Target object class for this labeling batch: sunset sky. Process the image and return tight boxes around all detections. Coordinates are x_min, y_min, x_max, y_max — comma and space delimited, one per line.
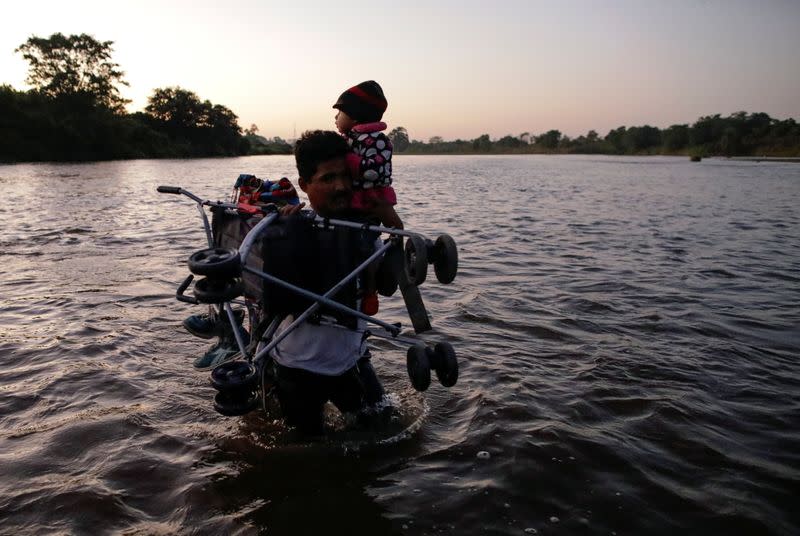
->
2, 0, 799, 141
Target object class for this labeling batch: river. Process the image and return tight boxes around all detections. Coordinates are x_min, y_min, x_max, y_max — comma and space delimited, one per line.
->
0, 155, 798, 535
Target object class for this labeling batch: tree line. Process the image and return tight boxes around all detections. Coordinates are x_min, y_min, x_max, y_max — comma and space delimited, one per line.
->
3, 33, 797, 163
1, 33, 254, 162
388, 112, 800, 157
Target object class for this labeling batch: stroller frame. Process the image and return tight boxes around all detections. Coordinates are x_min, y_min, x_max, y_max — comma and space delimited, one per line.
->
157, 184, 458, 415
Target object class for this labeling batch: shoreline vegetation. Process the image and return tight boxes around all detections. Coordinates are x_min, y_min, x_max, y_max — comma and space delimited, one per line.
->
392, 114, 800, 158
2, 33, 799, 164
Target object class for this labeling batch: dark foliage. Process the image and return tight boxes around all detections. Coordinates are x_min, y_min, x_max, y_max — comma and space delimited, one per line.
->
144, 87, 247, 157
399, 112, 800, 156
3, 33, 251, 163
0, 84, 251, 163
245, 134, 292, 155
15, 33, 129, 113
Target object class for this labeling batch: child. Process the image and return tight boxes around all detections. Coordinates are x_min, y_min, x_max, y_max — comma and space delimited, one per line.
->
332, 81, 403, 315
332, 80, 403, 230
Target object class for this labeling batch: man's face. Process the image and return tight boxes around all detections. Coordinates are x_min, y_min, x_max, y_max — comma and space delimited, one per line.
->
298, 156, 352, 216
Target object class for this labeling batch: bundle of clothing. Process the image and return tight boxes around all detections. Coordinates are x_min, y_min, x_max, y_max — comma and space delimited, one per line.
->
233, 174, 300, 208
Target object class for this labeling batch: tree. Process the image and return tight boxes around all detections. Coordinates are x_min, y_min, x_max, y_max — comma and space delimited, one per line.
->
15, 33, 129, 112
388, 126, 410, 152
720, 126, 742, 156
605, 126, 627, 153
145, 87, 206, 129
144, 87, 244, 156
205, 103, 241, 133
146, 87, 240, 132
429, 135, 444, 145
535, 129, 561, 149
622, 125, 661, 153
690, 114, 724, 147
497, 135, 524, 148
245, 123, 259, 136
472, 134, 492, 152
662, 124, 689, 151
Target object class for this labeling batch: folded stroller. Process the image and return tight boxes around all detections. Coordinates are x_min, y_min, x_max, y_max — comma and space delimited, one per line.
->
157, 177, 459, 418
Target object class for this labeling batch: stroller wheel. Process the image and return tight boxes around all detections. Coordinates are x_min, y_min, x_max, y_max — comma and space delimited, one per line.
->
193, 277, 243, 303
210, 360, 258, 392
406, 344, 431, 392
404, 235, 428, 286
213, 390, 260, 416
431, 342, 458, 387
376, 257, 398, 297
188, 247, 242, 278
432, 234, 458, 284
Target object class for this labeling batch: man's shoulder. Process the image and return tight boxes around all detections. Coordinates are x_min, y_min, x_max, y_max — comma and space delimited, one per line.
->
270, 210, 378, 242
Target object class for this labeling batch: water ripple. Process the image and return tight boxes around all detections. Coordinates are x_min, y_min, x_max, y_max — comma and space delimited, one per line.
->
0, 156, 798, 535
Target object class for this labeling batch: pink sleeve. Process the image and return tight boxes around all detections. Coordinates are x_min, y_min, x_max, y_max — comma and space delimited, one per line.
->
345, 152, 361, 178
374, 185, 397, 205
351, 186, 397, 210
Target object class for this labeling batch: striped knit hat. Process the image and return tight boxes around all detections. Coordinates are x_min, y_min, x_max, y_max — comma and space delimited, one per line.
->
332, 80, 387, 123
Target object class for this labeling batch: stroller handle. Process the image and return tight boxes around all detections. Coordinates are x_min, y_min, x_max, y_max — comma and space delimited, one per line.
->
157, 185, 182, 194
176, 274, 199, 304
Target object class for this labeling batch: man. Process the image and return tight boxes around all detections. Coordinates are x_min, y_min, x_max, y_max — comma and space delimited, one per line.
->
269, 129, 383, 435
186, 130, 384, 434
182, 130, 355, 368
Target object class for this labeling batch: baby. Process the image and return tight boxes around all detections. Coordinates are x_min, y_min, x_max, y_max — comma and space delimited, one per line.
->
332, 80, 403, 230
333, 81, 403, 314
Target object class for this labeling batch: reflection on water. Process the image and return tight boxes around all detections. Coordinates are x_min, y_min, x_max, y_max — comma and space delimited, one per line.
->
1, 155, 799, 535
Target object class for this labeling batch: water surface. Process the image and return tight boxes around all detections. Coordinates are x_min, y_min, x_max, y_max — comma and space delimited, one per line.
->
1, 155, 798, 535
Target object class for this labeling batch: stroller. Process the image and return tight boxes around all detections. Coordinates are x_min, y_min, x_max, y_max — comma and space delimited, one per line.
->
157, 176, 459, 420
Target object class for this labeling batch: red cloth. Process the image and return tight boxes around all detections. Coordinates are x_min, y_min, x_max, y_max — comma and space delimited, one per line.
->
351, 186, 397, 209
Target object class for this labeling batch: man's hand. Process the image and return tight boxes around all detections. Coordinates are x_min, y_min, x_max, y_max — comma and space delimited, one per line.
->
279, 202, 305, 216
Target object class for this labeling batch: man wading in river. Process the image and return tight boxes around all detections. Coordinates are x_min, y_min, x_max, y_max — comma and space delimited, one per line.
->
184, 130, 385, 435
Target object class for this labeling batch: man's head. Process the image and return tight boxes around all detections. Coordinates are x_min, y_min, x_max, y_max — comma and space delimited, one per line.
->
294, 130, 352, 216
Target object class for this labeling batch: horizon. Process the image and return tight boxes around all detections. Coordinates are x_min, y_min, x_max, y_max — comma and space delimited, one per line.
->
2, 1, 799, 141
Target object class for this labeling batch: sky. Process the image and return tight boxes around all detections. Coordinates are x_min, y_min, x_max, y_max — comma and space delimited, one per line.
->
2, 0, 799, 141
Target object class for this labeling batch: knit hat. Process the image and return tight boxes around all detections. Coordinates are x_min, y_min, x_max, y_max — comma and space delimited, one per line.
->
332, 80, 387, 123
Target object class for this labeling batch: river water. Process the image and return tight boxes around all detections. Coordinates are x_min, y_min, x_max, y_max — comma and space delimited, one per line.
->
0, 155, 798, 535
